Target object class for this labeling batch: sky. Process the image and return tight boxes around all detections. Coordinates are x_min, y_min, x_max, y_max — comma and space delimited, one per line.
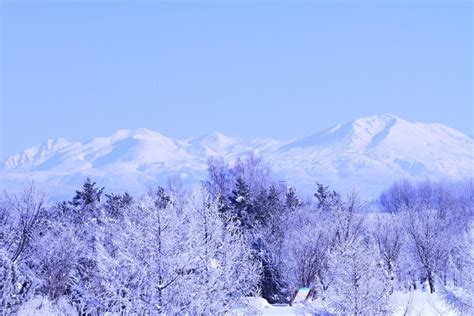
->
0, 0, 472, 159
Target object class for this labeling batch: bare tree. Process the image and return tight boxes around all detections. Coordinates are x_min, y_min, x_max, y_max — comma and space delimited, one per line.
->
283, 211, 331, 291
0, 183, 45, 263
402, 205, 451, 293
206, 157, 234, 198
326, 238, 390, 315
379, 180, 416, 213
372, 214, 403, 293
232, 152, 272, 195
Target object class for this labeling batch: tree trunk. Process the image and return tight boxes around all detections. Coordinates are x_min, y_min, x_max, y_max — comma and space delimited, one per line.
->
288, 289, 298, 306
427, 272, 435, 293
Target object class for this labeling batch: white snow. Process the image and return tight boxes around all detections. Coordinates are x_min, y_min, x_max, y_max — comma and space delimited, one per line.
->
1, 114, 473, 198
233, 289, 470, 315
17, 296, 76, 316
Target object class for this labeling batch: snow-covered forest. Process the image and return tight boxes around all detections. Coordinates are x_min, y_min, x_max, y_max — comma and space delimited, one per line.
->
1, 154, 473, 315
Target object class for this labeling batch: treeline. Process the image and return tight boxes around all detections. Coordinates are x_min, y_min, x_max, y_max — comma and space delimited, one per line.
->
0, 154, 473, 315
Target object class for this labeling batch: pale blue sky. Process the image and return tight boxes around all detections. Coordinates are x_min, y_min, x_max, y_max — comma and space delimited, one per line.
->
1, 1, 472, 159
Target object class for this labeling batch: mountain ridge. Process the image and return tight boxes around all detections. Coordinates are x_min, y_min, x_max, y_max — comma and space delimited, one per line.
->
2, 114, 473, 198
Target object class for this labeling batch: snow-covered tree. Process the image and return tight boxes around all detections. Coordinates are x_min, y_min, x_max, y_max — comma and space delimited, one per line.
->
3, 172, 472, 315
284, 186, 369, 302
103, 192, 133, 220
283, 206, 331, 291
113, 186, 261, 314
28, 220, 84, 302
228, 177, 255, 230
372, 214, 403, 293
326, 238, 390, 315
185, 187, 260, 313
122, 188, 190, 313
379, 180, 416, 213
68, 177, 104, 224
0, 250, 31, 315
402, 205, 452, 293
227, 178, 288, 303
285, 187, 303, 213
231, 152, 272, 195
0, 184, 45, 263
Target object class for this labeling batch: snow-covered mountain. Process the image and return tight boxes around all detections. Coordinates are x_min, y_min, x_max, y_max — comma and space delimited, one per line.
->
1, 114, 473, 199
4, 137, 72, 171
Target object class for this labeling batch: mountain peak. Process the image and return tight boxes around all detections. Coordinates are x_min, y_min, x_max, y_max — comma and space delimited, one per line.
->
131, 128, 168, 139
3, 137, 72, 170
191, 131, 236, 145
206, 131, 235, 142
351, 113, 402, 128
377, 113, 400, 120
46, 137, 71, 147
110, 128, 169, 140
280, 114, 404, 151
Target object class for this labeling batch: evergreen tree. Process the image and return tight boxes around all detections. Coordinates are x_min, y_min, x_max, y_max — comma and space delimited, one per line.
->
71, 178, 104, 208
228, 177, 254, 229
63, 178, 112, 313
152, 186, 171, 210
314, 182, 340, 211
230, 180, 288, 303
69, 178, 105, 224
104, 192, 133, 220
285, 187, 302, 213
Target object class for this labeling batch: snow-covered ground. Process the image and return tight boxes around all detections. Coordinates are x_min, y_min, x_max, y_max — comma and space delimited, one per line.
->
232, 290, 470, 316
390, 291, 461, 316
17, 290, 470, 316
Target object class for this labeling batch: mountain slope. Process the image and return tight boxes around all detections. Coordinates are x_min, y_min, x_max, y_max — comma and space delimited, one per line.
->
2, 114, 473, 198
4, 137, 73, 171
269, 114, 473, 195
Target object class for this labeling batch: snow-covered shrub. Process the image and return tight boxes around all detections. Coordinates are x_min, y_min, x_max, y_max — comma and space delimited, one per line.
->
0, 250, 31, 315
